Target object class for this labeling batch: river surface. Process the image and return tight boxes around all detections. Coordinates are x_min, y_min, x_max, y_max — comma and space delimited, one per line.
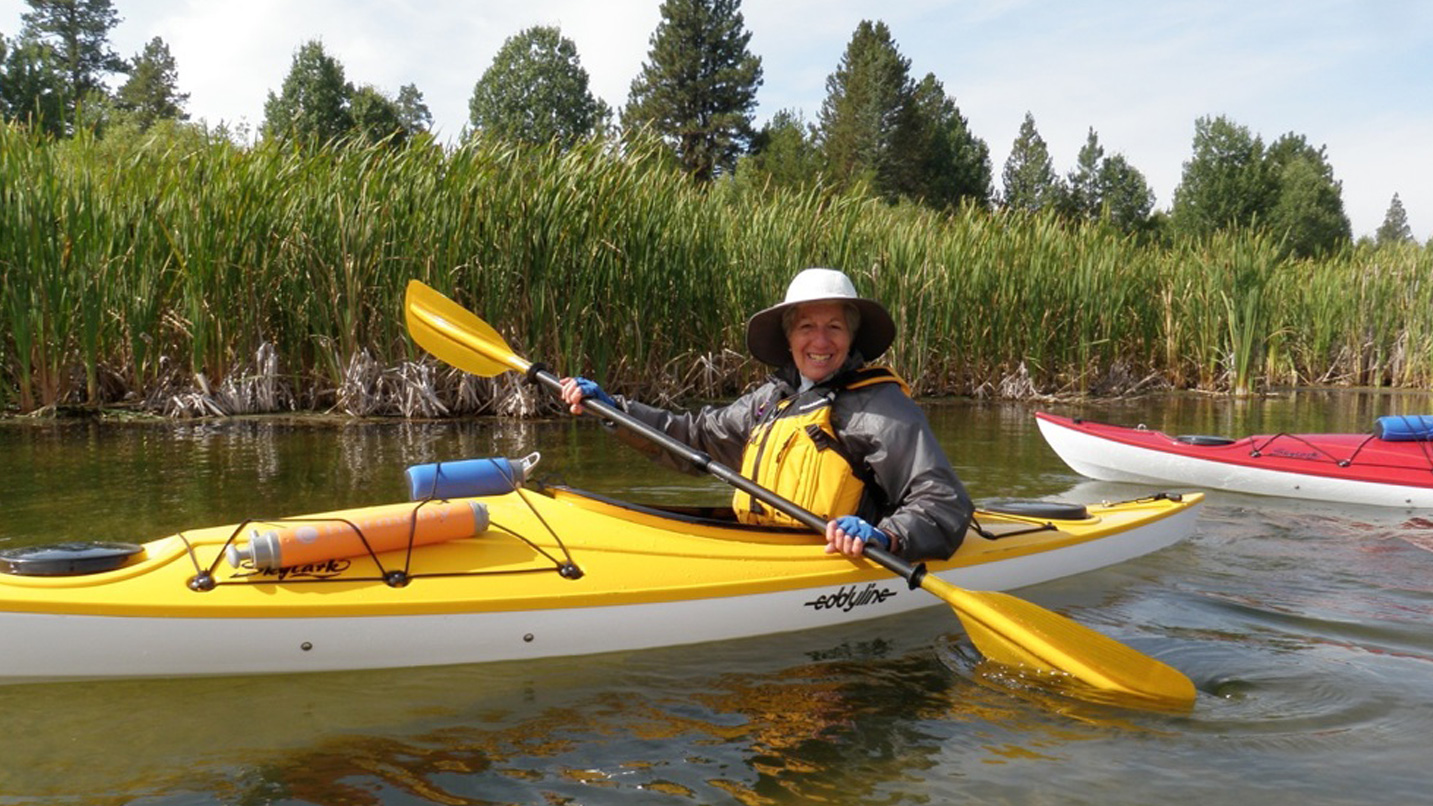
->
2, 389, 1432, 805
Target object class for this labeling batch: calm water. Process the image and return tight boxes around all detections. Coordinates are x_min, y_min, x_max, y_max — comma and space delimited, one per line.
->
2, 389, 1432, 805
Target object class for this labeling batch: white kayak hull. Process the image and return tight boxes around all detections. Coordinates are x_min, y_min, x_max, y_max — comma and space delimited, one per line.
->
1037, 413, 1433, 508
0, 487, 1202, 685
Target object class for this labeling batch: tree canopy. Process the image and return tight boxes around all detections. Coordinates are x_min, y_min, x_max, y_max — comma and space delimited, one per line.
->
1, 31, 67, 134
262, 40, 354, 146
469, 25, 609, 149
114, 36, 188, 130
1056, 127, 1155, 234
907, 73, 992, 209
817, 20, 915, 199
1172, 116, 1351, 255
1263, 133, 1351, 257
394, 83, 433, 137
1097, 153, 1157, 235
1170, 115, 1276, 238
623, 0, 763, 182
1001, 112, 1060, 213
741, 109, 824, 191
1377, 194, 1414, 246
16, 0, 126, 131
815, 21, 991, 209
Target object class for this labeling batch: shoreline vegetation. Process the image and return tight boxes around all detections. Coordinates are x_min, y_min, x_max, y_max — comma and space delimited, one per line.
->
3, 124, 1432, 420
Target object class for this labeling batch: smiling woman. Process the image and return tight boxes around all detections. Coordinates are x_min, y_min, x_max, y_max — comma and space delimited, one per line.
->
559, 267, 975, 565
783, 301, 855, 384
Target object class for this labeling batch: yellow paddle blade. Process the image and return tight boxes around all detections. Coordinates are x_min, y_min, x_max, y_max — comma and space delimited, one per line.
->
922, 575, 1197, 709
405, 280, 529, 378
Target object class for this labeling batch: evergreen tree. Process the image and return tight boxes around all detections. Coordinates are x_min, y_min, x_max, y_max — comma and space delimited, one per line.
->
114, 36, 188, 130
1054, 127, 1155, 234
1376, 193, 1414, 246
19, 0, 126, 130
1170, 115, 1275, 238
470, 25, 608, 149
909, 73, 992, 209
1098, 153, 1156, 235
262, 40, 353, 146
0, 33, 67, 134
623, 0, 763, 182
1001, 112, 1060, 213
742, 108, 823, 191
817, 20, 915, 200
1061, 127, 1104, 219
394, 83, 432, 136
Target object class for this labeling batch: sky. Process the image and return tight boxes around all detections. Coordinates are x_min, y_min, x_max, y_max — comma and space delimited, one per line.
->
3, 0, 1430, 240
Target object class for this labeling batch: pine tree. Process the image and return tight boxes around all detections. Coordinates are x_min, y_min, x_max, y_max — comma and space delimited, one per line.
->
623, 0, 763, 182
908, 73, 992, 209
114, 36, 188, 130
1001, 112, 1060, 213
1376, 194, 1414, 246
1061, 128, 1104, 219
742, 109, 823, 191
1098, 154, 1156, 235
0, 33, 67, 134
394, 83, 432, 136
817, 20, 915, 199
19, 0, 126, 130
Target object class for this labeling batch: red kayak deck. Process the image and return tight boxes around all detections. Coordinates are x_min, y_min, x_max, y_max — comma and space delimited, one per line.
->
1035, 412, 1433, 507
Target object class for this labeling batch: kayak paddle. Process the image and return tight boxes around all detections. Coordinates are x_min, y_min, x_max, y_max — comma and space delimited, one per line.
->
404, 279, 1197, 709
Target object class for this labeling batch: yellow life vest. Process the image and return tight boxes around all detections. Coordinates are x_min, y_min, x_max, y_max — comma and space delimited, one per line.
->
734, 366, 910, 527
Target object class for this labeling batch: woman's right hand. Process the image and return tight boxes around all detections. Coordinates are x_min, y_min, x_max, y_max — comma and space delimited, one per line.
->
559, 376, 614, 415
559, 377, 586, 415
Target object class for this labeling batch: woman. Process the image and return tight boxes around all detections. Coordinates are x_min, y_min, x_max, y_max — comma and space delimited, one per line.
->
560, 267, 973, 562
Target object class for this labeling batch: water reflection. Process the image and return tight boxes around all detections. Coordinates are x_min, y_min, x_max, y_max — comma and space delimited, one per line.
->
4, 389, 1433, 804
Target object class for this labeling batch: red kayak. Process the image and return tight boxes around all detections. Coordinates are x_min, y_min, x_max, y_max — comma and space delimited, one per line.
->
1035, 412, 1433, 508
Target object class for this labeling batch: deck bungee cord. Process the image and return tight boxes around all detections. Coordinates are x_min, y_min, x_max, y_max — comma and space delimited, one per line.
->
181, 474, 584, 592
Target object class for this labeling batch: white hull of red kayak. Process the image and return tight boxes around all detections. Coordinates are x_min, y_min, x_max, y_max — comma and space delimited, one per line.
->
1037, 415, 1433, 508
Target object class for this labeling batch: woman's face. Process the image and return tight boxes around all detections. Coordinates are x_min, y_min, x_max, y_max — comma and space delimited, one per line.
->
786, 301, 853, 383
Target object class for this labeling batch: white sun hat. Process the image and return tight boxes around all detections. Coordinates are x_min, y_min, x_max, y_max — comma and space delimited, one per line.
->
744, 268, 896, 368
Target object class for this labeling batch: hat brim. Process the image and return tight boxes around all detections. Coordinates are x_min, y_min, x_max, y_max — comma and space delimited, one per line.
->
745, 298, 896, 368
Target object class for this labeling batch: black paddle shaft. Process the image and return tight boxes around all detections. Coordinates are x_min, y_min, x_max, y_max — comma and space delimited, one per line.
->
528, 366, 927, 589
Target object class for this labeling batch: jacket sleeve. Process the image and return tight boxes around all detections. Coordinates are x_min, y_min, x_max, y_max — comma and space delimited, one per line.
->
839, 386, 973, 562
601, 389, 766, 474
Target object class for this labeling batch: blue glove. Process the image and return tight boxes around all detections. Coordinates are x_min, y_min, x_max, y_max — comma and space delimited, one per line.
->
574, 376, 616, 408
835, 515, 890, 551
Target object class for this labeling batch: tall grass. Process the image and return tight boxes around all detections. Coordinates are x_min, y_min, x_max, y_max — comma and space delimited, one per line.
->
2, 120, 1432, 415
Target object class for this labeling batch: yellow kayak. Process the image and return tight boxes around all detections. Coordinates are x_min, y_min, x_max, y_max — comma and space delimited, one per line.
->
0, 484, 1202, 685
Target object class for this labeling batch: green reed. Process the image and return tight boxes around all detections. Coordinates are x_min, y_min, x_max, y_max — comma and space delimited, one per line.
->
2, 120, 1431, 414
